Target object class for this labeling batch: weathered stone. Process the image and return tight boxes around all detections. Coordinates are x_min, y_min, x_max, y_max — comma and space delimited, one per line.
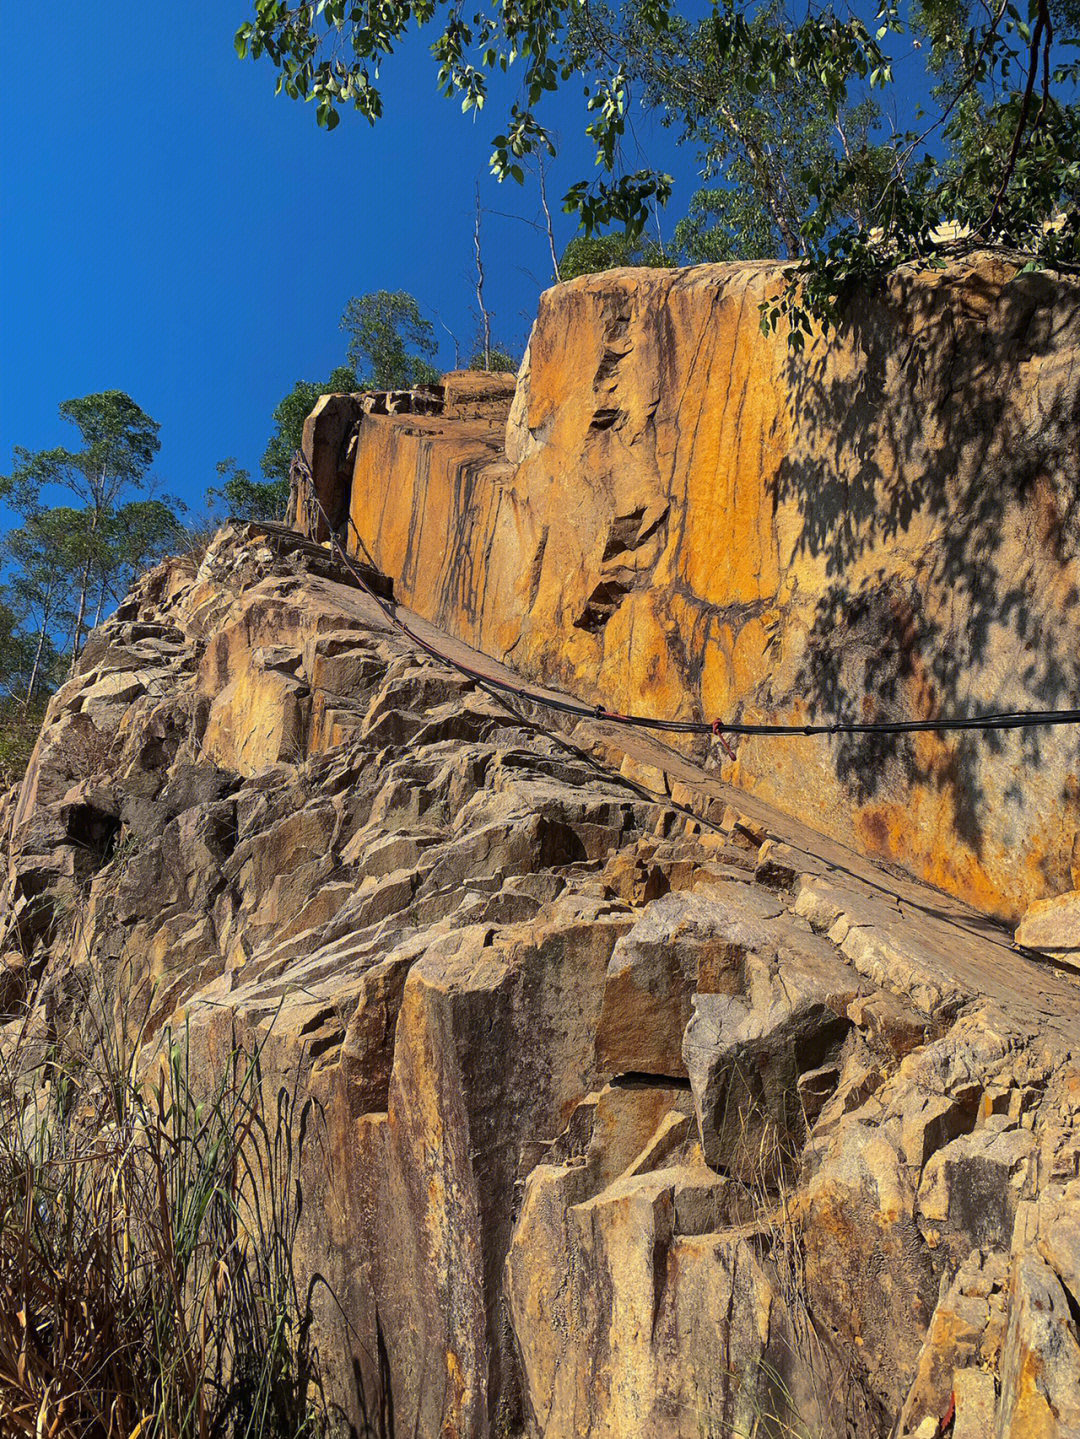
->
896, 1249, 1009, 1435
684, 940, 856, 1178
997, 1252, 1080, 1437
918, 1125, 1037, 1257
594, 888, 783, 1080
1015, 887, 1080, 972
335, 257, 1080, 922
3, 305, 1080, 1439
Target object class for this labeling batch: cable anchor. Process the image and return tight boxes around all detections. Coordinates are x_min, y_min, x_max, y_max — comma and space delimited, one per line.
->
711, 719, 737, 761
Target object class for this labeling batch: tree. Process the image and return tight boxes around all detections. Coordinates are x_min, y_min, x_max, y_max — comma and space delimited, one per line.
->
106, 499, 186, 606
239, 291, 446, 523
339, 291, 440, 390
2, 508, 80, 702
0, 597, 46, 707
208, 458, 293, 523
258, 365, 357, 489
1, 392, 165, 670
583, 0, 889, 265
467, 346, 519, 373
559, 233, 673, 280
237, 0, 674, 236
238, 0, 1080, 329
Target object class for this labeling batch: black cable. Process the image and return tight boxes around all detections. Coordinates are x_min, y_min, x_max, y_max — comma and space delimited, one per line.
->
296, 454, 1080, 743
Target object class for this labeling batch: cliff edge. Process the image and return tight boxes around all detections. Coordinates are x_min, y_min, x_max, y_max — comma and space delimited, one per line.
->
303, 253, 1080, 923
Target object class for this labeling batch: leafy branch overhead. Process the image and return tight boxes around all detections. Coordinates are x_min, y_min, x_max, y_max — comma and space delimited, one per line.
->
237, 0, 1080, 324
236, 0, 676, 234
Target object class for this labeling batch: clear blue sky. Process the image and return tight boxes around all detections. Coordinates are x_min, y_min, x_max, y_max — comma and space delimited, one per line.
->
1, 3, 699, 518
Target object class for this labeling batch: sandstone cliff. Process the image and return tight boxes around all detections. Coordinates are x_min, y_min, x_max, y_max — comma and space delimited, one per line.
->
305, 254, 1080, 923
2, 515, 1078, 1438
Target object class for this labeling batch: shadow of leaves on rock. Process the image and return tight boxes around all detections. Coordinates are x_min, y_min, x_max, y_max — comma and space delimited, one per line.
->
774, 260, 1080, 858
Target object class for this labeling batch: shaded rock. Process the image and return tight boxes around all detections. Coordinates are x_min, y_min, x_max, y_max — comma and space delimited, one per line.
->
684, 937, 857, 1179
594, 887, 782, 1080
997, 1252, 1080, 1437
917, 1124, 1037, 1258
1016, 887, 1080, 972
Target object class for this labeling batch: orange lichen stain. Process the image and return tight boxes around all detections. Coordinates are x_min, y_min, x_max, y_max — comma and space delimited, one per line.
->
731, 619, 770, 697
854, 801, 1017, 919
701, 621, 736, 721
1007, 1344, 1057, 1439
442, 1349, 469, 1437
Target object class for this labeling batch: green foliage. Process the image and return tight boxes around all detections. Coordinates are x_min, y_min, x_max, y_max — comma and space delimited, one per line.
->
107, 498, 186, 591
260, 365, 357, 487
604, 0, 892, 263
260, 365, 356, 489
558, 232, 674, 279
236, 0, 674, 235
210, 459, 291, 523
466, 346, 519, 372
340, 291, 440, 390
1, 393, 183, 677
2, 508, 82, 701
1, 391, 160, 518
0, 599, 45, 706
238, 0, 1080, 336
253, 292, 441, 502
0, 697, 47, 788
0, 1013, 332, 1437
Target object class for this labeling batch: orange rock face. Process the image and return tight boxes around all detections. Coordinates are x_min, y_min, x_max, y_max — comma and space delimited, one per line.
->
5, 520, 1079, 1438
321, 257, 1080, 922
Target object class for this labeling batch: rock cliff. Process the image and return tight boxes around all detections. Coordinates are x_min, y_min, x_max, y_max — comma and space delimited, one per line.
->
305, 253, 1080, 923
2, 511, 1078, 1437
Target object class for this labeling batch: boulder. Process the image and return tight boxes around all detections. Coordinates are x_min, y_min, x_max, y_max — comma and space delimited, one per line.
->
1015, 888, 1080, 972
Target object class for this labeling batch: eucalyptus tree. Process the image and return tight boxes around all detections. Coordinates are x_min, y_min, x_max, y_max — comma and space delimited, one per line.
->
1, 393, 163, 669
340, 291, 440, 390
259, 365, 359, 491
250, 293, 441, 515
238, 0, 1080, 329
2, 508, 80, 702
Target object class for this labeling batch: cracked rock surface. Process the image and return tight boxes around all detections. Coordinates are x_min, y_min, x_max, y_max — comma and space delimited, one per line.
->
1, 522, 1078, 1438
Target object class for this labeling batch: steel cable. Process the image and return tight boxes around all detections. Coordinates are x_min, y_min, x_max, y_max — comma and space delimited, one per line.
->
294, 453, 1080, 743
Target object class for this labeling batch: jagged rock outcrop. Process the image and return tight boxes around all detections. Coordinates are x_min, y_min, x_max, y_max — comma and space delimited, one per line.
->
302, 254, 1080, 925
2, 521, 1077, 1437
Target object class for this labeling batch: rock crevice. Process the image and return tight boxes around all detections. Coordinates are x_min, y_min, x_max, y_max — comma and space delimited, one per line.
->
1, 515, 1077, 1437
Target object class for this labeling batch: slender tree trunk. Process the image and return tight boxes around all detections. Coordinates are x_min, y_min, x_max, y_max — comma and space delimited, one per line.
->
69, 557, 93, 675
68, 502, 103, 675
25, 590, 53, 704
91, 569, 109, 631
537, 157, 561, 283
474, 184, 492, 369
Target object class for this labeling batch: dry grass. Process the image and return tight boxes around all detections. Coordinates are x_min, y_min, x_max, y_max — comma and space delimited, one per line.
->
0, 1013, 331, 1439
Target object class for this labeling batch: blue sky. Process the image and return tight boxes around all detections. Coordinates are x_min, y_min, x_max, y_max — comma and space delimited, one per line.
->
1, 3, 699, 518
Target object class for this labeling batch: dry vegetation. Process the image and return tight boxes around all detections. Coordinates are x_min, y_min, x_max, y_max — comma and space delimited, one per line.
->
0, 1006, 332, 1439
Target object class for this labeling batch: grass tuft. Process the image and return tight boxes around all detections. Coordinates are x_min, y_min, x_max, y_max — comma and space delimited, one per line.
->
0, 1012, 331, 1439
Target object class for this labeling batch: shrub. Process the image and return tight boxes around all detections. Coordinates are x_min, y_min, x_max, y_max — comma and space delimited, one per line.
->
0, 701, 47, 789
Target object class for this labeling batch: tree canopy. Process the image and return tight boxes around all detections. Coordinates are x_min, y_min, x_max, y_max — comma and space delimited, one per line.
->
259, 365, 359, 491
238, 0, 1080, 323
1, 393, 183, 684
559, 232, 672, 280
214, 291, 453, 525
340, 291, 441, 390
